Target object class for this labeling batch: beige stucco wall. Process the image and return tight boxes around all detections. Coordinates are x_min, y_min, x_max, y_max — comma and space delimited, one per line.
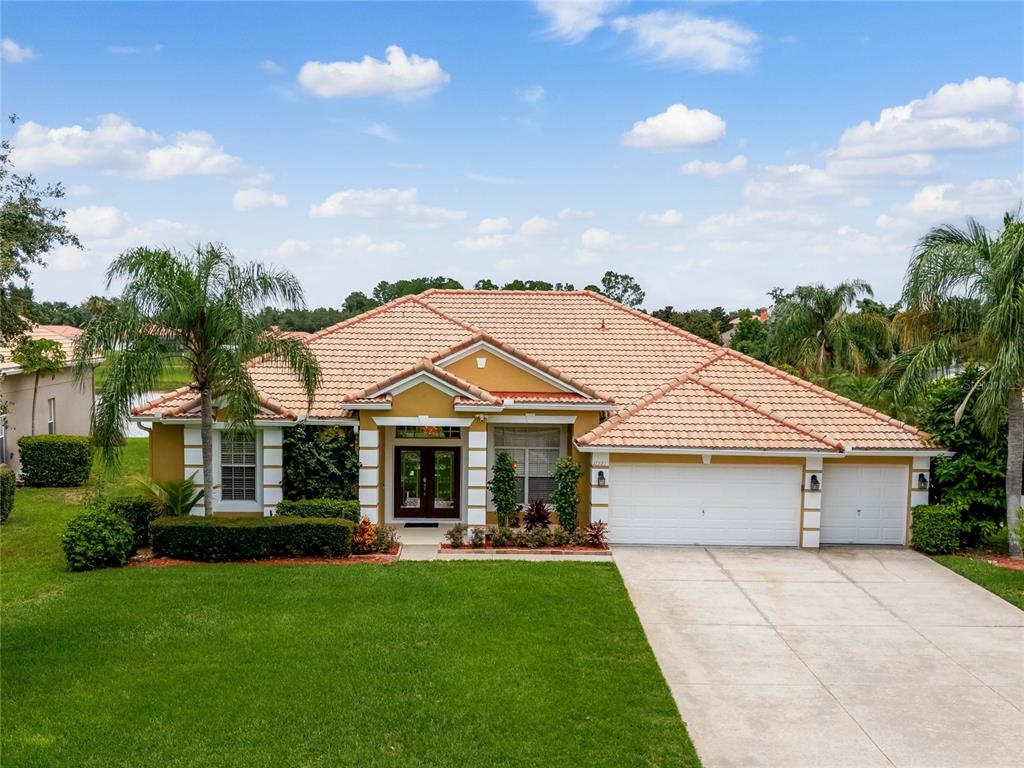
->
0, 367, 94, 473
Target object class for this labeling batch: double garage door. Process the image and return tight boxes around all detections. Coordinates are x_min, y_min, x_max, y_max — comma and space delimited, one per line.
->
609, 461, 908, 546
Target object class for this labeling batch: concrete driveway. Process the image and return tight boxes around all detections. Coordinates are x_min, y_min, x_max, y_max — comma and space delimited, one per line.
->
614, 546, 1023, 768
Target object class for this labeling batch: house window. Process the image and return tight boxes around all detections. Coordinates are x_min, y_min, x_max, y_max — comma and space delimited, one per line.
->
395, 426, 461, 439
0, 415, 6, 464
220, 433, 257, 501
493, 425, 563, 505
47, 398, 56, 434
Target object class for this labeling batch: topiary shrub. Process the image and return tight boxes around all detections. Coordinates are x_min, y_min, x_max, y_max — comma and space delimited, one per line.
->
107, 496, 161, 548
18, 435, 93, 487
275, 498, 360, 523
910, 504, 961, 555
150, 516, 354, 561
551, 457, 582, 532
62, 510, 135, 571
490, 451, 519, 528
0, 465, 15, 523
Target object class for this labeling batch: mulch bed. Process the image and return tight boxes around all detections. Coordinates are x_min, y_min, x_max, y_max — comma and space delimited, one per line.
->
128, 546, 399, 568
978, 555, 1024, 571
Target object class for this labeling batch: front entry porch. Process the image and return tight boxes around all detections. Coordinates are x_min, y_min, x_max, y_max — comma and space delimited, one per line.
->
393, 445, 461, 519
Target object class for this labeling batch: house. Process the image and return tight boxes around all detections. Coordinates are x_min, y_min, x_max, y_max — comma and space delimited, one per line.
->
720, 307, 768, 346
134, 290, 944, 548
0, 324, 95, 472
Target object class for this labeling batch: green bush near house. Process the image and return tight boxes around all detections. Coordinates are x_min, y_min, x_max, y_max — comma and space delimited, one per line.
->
0, 465, 14, 523
910, 504, 961, 554
61, 511, 135, 571
552, 456, 582, 532
150, 516, 354, 561
18, 435, 93, 487
107, 497, 161, 548
282, 424, 359, 501
275, 497, 360, 523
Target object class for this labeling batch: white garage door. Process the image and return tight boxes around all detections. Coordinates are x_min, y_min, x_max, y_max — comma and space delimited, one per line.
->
820, 463, 908, 545
609, 463, 802, 546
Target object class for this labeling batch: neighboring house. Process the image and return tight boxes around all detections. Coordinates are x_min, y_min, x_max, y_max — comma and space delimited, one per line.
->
0, 325, 95, 473
720, 307, 768, 346
134, 291, 944, 548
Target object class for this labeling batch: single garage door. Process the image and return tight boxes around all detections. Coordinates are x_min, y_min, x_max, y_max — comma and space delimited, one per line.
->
609, 463, 802, 546
820, 463, 908, 545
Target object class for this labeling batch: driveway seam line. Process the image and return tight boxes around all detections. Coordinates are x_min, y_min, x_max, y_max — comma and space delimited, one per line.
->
703, 547, 899, 768
814, 549, 1022, 713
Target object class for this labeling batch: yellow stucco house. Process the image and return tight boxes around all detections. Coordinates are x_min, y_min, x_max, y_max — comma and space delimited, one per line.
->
134, 290, 945, 548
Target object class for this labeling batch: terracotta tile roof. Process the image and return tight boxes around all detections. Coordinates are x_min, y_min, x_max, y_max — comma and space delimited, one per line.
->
133, 290, 936, 451
578, 374, 843, 452
340, 358, 502, 405
0, 324, 87, 374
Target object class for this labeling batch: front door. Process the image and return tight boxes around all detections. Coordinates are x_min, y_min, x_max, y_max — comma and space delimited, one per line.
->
394, 446, 461, 519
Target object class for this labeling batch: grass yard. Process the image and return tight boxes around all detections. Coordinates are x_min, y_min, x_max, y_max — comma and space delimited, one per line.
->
1, 439, 699, 768
95, 352, 192, 392
934, 555, 1024, 610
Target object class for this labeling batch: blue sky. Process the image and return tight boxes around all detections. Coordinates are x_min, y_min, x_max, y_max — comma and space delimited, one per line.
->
3, 1, 1022, 310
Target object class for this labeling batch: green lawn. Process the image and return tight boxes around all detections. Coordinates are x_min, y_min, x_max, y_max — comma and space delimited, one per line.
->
934, 555, 1024, 610
95, 352, 192, 392
1, 439, 698, 768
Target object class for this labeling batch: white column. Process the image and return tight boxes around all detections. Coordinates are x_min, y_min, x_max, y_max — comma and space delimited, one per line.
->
262, 427, 283, 517
801, 456, 823, 548
183, 426, 205, 516
589, 452, 610, 524
358, 428, 380, 523
910, 456, 930, 509
467, 427, 487, 530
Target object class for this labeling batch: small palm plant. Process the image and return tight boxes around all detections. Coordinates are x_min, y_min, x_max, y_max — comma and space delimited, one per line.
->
136, 474, 205, 516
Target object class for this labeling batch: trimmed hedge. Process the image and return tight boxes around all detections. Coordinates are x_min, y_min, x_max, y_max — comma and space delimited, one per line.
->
108, 497, 162, 548
910, 504, 960, 555
0, 465, 14, 523
62, 510, 135, 571
18, 435, 93, 487
150, 516, 354, 561
274, 498, 360, 523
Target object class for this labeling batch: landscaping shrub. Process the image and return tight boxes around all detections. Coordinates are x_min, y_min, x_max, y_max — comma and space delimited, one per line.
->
910, 504, 960, 554
552, 527, 571, 548
469, 526, 485, 548
282, 425, 358, 501
136, 475, 203, 517
490, 452, 520, 528
374, 522, 399, 553
522, 498, 551, 530
62, 510, 135, 571
585, 521, 608, 548
150, 516, 354, 561
551, 457, 582, 532
107, 496, 161, 548
275, 497, 360, 523
526, 528, 551, 549
0, 465, 14, 523
353, 516, 376, 554
490, 525, 510, 548
445, 523, 467, 548
18, 435, 93, 487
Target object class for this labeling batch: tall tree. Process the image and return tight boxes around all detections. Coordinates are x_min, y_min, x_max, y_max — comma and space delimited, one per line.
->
372, 276, 463, 304
1, 117, 81, 341
769, 280, 891, 375
75, 244, 322, 516
599, 271, 645, 308
651, 306, 723, 344
10, 337, 66, 435
881, 213, 1023, 558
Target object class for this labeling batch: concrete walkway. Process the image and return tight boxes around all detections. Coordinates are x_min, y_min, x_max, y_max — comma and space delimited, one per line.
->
614, 546, 1023, 768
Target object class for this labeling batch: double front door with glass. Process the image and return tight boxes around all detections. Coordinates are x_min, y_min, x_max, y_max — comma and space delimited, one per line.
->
394, 446, 460, 519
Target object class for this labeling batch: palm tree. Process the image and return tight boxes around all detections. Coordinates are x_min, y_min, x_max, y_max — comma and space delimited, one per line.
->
881, 213, 1023, 558
11, 337, 67, 434
769, 280, 892, 375
75, 244, 321, 516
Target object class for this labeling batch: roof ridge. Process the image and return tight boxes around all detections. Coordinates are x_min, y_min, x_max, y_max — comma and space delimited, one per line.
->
418, 289, 592, 296
714, 346, 932, 440
130, 384, 195, 416
577, 371, 693, 445
303, 294, 423, 344
407, 296, 485, 334
341, 358, 501, 405
689, 375, 844, 450
581, 291, 727, 356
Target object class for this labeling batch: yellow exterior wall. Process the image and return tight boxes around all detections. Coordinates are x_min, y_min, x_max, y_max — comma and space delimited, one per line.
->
149, 423, 184, 482
443, 351, 561, 393
388, 383, 460, 418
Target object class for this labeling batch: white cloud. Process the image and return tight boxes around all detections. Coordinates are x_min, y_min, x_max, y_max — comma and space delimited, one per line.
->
519, 85, 546, 104
68, 184, 95, 197
108, 44, 163, 55
535, 1, 621, 43
638, 209, 683, 227
65, 206, 128, 239
476, 217, 511, 235
363, 122, 399, 142
911, 76, 1024, 120
9, 114, 253, 181
309, 187, 465, 223
260, 59, 285, 74
298, 45, 450, 99
825, 153, 936, 178
274, 236, 406, 259
2, 38, 36, 63
581, 227, 622, 249
743, 164, 841, 203
464, 171, 521, 185
233, 188, 288, 211
696, 207, 827, 238
850, 195, 873, 208
456, 234, 507, 252
558, 207, 593, 220
621, 104, 726, 150
519, 215, 558, 236
679, 154, 747, 177
610, 11, 759, 71
903, 184, 959, 217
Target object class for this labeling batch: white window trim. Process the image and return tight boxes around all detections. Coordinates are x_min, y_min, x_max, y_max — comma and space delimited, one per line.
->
487, 424, 567, 508
213, 430, 263, 513
47, 398, 56, 434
